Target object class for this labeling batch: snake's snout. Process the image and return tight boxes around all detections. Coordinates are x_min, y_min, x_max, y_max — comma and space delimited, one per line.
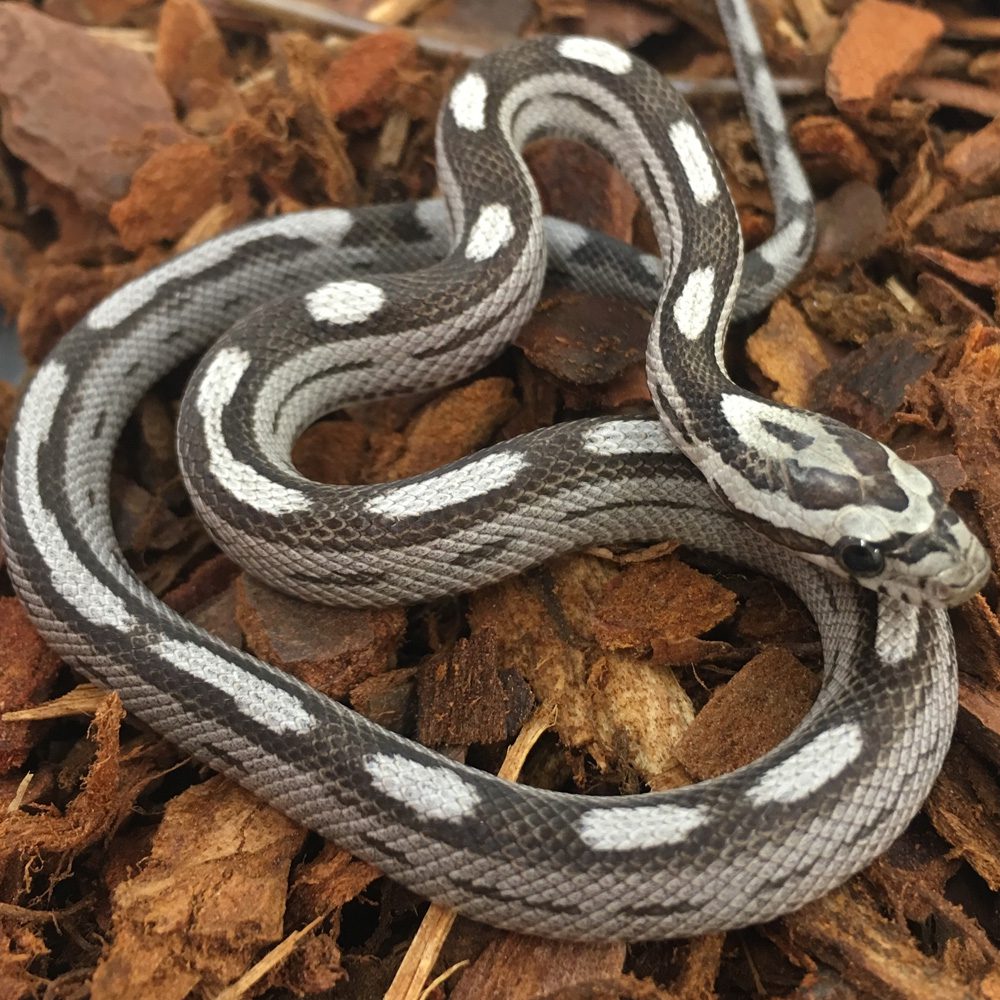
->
924, 532, 992, 607
840, 501, 992, 608
889, 514, 992, 608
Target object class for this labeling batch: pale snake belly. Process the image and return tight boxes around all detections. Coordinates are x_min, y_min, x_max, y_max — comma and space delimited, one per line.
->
0, 0, 990, 940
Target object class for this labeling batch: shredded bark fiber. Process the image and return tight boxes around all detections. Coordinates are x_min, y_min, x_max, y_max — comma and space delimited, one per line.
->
1, 1, 999, 998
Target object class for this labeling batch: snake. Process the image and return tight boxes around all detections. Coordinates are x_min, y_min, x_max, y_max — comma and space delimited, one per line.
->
1, 0, 991, 942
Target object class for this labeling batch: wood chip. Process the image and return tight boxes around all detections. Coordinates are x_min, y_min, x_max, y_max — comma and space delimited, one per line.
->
235, 575, 406, 699
155, 0, 244, 134
943, 116, 1000, 191
418, 631, 527, 747
450, 934, 626, 1000
936, 324, 1000, 560
0, 5, 182, 212
0, 599, 61, 771
777, 881, 1000, 999
109, 140, 228, 250
675, 648, 819, 781
811, 329, 940, 440
526, 137, 639, 242
792, 115, 879, 186
90, 778, 306, 1000
517, 292, 650, 386
746, 298, 838, 408
469, 555, 700, 790
814, 181, 887, 268
826, 0, 944, 114
927, 746, 1000, 893
368, 377, 518, 481
591, 558, 737, 664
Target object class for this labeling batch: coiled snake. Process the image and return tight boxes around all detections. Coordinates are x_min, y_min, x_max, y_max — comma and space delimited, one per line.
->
1, 0, 990, 940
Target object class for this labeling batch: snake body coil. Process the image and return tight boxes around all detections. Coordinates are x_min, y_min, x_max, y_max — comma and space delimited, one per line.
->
1, 0, 989, 939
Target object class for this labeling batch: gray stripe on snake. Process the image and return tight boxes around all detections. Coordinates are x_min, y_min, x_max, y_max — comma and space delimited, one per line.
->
0, 0, 989, 941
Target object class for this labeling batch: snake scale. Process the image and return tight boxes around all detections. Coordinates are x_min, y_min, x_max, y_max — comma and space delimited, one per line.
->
1, 0, 991, 941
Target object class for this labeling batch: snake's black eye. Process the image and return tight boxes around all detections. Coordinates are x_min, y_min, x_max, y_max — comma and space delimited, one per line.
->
836, 539, 885, 578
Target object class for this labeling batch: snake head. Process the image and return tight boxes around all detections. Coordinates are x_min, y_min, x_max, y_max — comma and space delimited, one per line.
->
827, 497, 990, 608
786, 419, 990, 607
716, 396, 991, 607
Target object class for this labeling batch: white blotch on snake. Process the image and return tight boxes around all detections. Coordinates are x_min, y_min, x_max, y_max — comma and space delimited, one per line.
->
726, 0, 764, 56
86, 210, 355, 330
543, 218, 592, 256
582, 420, 673, 456
414, 198, 451, 240
747, 723, 864, 804
364, 753, 482, 821
15, 361, 138, 631
465, 203, 516, 261
719, 395, 818, 460
557, 37, 633, 75
365, 451, 527, 518
195, 348, 310, 515
305, 279, 387, 326
752, 62, 787, 131
640, 253, 663, 283
450, 73, 489, 131
875, 598, 920, 665
668, 121, 720, 206
775, 142, 812, 204
577, 802, 710, 850
154, 637, 316, 733
673, 267, 716, 341
760, 218, 808, 268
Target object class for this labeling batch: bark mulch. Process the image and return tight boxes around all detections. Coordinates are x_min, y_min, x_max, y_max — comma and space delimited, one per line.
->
1, 1, 1000, 997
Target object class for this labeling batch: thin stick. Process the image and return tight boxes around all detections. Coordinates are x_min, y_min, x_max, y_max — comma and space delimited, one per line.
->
213, 912, 327, 1000
366, 0, 436, 26
227, 0, 491, 58
2, 683, 107, 721
418, 960, 470, 999
224, 0, 823, 97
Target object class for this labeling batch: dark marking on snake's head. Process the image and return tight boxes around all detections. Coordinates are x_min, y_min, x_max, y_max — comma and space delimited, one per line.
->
724, 398, 991, 606
760, 418, 813, 451
804, 417, 992, 606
